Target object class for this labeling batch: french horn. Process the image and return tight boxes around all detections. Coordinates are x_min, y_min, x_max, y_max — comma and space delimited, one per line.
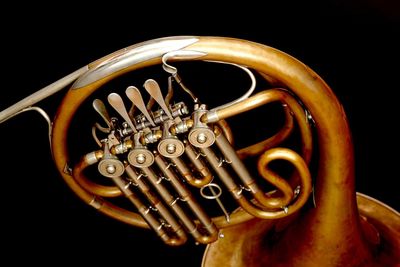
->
0, 36, 398, 266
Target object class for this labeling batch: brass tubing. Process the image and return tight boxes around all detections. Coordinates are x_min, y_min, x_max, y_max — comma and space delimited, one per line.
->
170, 157, 197, 187
242, 147, 312, 218
73, 154, 122, 198
164, 76, 174, 107
51, 41, 257, 231
141, 166, 203, 241
111, 175, 184, 246
200, 147, 256, 212
216, 119, 234, 145
72, 157, 149, 228
155, 155, 219, 244
214, 127, 293, 209
124, 166, 187, 246
51, 38, 315, 232
0, 66, 88, 124
202, 146, 310, 219
146, 98, 155, 110
186, 37, 365, 263
184, 144, 213, 187
47, 37, 399, 264
204, 89, 313, 164
201, 147, 240, 194
236, 103, 294, 159
172, 143, 213, 188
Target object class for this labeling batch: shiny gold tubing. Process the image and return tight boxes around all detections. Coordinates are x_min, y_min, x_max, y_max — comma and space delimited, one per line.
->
214, 127, 293, 209
236, 102, 294, 159
73, 154, 122, 198
185, 37, 380, 265
184, 144, 213, 186
154, 155, 219, 244
72, 158, 148, 228
44, 36, 398, 265
51, 39, 255, 232
111, 175, 184, 245
47, 36, 353, 229
140, 166, 204, 242
201, 145, 310, 219
125, 166, 187, 246
216, 120, 234, 145
204, 88, 313, 164
173, 142, 213, 188
170, 157, 197, 186
238, 147, 312, 218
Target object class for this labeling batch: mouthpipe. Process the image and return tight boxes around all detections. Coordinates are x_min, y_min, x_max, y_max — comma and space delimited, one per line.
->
0, 66, 87, 124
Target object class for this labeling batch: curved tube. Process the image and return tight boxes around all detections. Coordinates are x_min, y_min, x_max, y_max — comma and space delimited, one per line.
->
214, 127, 293, 209
124, 166, 187, 246
201, 145, 311, 219
51, 37, 315, 232
236, 102, 294, 159
216, 119, 234, 145
185, 37, 378, 265
207, 61, 256, 112
164, 76, 174, 107
49, 37, 399, 265
0, 66, 88, 124
203, 88, 313, 165
175, 142, 213, 188
211, 88, 313, 209
242, 147, 311, 218
154, 155, 219, 244
73, 152, 122, 198
71, 158, 149, 229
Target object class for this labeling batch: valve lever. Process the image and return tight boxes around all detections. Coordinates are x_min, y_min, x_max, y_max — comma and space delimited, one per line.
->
92, 99, 112, 128
126, 86, 156, 127
107, 93, 137, 133
143, 79, 173, 120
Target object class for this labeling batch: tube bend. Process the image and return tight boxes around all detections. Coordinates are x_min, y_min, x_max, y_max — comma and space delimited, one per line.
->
73, 152, 123, 198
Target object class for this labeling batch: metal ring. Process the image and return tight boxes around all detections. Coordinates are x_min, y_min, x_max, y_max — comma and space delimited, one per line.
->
200, 183, 222, 200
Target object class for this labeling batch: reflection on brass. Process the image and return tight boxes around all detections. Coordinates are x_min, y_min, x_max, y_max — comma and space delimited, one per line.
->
0, 36, 398, 266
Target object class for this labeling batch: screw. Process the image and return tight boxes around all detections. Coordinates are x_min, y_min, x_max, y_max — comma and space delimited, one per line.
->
166, 143, 176, 154
197, 133, 207, 144
136, 153, 146, 164
106, 164, 116, 174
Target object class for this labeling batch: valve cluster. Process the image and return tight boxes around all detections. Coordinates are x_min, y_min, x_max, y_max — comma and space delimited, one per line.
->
92, 78, 216, 177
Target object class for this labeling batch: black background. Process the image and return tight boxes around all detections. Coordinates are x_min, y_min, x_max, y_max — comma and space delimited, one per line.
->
1, 1, 399, 266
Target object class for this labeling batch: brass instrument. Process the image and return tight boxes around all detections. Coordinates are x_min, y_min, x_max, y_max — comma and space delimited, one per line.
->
0, 36, 399, 266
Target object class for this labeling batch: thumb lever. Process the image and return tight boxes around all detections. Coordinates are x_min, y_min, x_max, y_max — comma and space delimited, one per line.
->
92, 99, 112, 128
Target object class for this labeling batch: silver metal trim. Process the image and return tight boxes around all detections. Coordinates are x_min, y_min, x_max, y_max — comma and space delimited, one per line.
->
208, 61, 256, 112
89, 196, 104, 209
162, 50, 207, 75
84, 151, 101, 165
72, 37, 200, 89
0, 66, 88, 124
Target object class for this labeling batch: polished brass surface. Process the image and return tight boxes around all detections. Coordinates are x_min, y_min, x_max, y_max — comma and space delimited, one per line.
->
1, 36, 398, 266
